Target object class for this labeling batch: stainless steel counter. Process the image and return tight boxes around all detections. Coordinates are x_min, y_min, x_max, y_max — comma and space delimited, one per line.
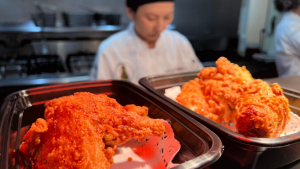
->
0, 73, 90, 106
0, 21, 125, 44
265, 76, 300, 91
0, 74, 90, 87
2, 75, 297, 89
0, 21, 177, 43
0, 21, 124, 33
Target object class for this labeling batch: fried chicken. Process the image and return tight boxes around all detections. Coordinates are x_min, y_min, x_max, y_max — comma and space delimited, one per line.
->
20, 92, 165, 169
176, 57, 290, 138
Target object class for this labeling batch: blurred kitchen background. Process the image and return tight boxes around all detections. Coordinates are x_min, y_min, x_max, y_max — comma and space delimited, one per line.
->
0, 0, 281, 104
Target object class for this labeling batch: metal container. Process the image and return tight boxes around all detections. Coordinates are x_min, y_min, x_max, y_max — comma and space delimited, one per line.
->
0, 80, 222, 169
31, 13, 56, 27
102, 14, 121, 26
62, 13, 94, 27
139, 71, 300, 169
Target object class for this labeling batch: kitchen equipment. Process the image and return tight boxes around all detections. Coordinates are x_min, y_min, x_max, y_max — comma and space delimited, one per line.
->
62, 13, 94, 27
0, 55, 66, 79
140, 71, 300, 169
65, 53, 95, 74
0, 80, 223, 169
77, 5, 121, 26
31, 13, 56, 27
34, 55, 65, 74
102, 14, 121, 26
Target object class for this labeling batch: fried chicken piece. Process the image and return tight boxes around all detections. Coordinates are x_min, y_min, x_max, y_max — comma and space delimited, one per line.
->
236, 81, 290, 138
20, 92, 165, 169
198, 57, 253, 83
177, 57, 253, 123
176, 57, 290, 138
176, 78, 217, 121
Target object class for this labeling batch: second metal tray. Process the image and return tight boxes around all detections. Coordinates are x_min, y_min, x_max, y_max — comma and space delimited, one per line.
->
140, 71, 300, 169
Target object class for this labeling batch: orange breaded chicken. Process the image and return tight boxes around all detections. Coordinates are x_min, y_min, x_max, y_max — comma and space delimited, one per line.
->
20, 92, 165, 169
177, 57, 290, 138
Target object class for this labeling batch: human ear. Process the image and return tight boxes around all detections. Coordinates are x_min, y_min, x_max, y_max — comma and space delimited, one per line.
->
126, 7, 134, 20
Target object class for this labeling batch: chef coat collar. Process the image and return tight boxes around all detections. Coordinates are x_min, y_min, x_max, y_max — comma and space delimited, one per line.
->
284, 12, 300, 23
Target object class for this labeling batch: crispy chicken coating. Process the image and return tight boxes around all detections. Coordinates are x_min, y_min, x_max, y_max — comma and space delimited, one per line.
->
20, 92, 165, 168
177, 57, 290, 138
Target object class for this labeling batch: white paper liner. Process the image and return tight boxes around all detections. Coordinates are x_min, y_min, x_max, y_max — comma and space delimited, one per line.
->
111, 120, 181, 169
164, 86, 182, 101
164, 86, 300, 137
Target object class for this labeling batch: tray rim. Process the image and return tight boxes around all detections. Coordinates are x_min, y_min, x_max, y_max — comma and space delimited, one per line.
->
0, 80, 223, 169
139, 72, 300, 147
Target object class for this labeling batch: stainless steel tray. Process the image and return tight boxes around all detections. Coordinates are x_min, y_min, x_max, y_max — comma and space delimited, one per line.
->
140, 71, 300, 169
0, 80, 223, 169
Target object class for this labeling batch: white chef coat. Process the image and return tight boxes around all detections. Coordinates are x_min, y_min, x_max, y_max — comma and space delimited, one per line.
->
275, 12, 300, 77
90, 23, 203, 84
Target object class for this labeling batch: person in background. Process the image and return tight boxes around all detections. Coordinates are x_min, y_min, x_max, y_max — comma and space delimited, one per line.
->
274, 0, 300, 77
90, 0, 203, 84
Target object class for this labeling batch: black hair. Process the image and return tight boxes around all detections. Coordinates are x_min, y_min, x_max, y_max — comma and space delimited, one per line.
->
126, 0, 138, 12
126, 0, 174, 12
274, 0, 300, 12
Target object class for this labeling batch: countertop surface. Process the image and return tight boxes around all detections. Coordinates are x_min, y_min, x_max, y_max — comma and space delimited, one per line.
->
2, 75, 300, 89
0, 21, 175, 43
265, 76, 300, 92
0, 21, 125, 33
0, 74, 90, 87
0, 21, 125, 42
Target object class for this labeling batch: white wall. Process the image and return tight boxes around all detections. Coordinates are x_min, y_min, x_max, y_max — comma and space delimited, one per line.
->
238, 0, 270, 55
246, 0, 269, 46
262, 0, 282, 54
238, 0, 251, 55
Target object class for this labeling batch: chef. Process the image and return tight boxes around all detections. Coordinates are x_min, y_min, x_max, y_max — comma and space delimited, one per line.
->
90, 0, 203, 84
274, 0, 300, 77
